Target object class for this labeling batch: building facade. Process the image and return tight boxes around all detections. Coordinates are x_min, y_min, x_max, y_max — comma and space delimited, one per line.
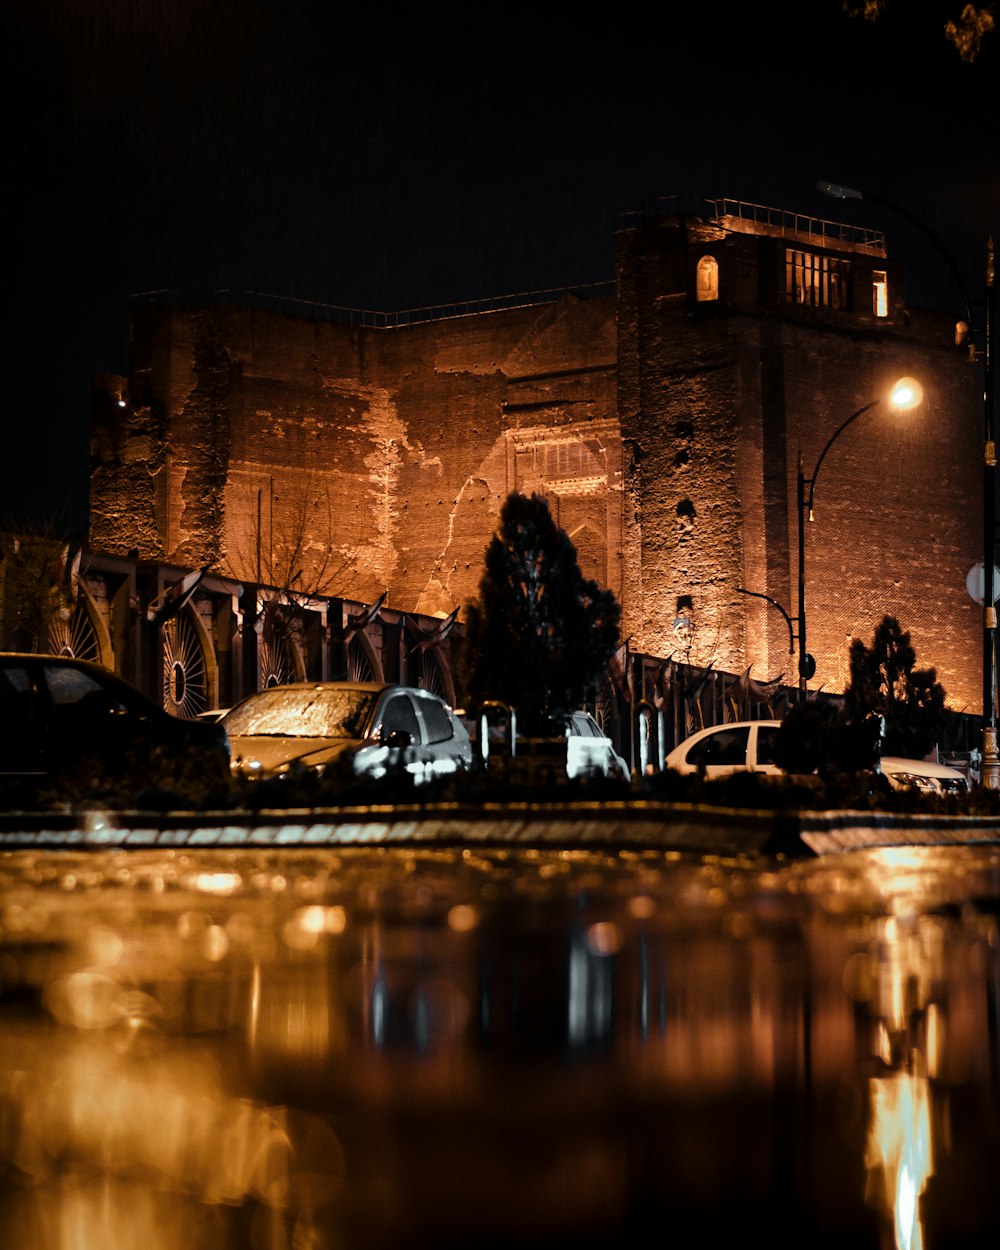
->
89, 197, 983, 722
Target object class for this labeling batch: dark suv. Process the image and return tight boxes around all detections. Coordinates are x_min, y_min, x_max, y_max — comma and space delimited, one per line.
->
0, 653, 230, 792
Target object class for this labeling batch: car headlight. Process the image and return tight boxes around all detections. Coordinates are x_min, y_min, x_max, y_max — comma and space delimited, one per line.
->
887, 771, 936, 791
232, 757, 263, 778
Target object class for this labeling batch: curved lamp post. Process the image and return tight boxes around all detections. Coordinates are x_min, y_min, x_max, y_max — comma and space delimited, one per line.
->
736, 587, 795, 660
797, 377, 924, 696
819, 180, 997, 786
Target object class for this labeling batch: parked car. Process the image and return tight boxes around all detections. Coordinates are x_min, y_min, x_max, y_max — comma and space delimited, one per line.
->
195, 708, 230, 724
462, 707, 629, 780
664, 720, 783, 779
222, 681, 473, 783
878, 756, 970, 794
664, 719, 969, 793
564, 711, 630, 780
0, 652, 230, 785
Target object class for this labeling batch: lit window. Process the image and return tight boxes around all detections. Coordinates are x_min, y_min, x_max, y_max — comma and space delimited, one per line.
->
696, 255, 719, 302
872, 270, 888, 317
785, 249, 851, 310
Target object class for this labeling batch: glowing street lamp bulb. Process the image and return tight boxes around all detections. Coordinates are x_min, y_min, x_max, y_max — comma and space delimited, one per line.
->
890, 377, 923, 411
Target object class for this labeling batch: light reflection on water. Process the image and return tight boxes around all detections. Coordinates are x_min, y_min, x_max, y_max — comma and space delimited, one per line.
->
1, 843, 999, 1248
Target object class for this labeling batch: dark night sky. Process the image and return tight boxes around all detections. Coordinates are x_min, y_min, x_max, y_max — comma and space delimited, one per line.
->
2, 1, 997, 537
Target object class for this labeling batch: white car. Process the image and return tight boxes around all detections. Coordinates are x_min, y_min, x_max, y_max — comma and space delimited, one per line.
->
664, 719, 969, 793
878, 756, 969, 794
222, 682, 473, 783
564, 711, 630, 780
664, 720, 783, 779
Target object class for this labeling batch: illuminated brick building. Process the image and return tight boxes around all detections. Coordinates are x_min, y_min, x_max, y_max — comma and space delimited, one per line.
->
89, 197, 982, 723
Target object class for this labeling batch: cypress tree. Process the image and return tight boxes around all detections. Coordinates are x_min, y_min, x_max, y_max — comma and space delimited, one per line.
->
844, 615, 948, 758
459, 492, 620, 735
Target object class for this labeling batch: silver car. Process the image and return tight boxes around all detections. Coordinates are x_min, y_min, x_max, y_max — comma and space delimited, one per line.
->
465, 708, 629, 780
223, 682, 472, 783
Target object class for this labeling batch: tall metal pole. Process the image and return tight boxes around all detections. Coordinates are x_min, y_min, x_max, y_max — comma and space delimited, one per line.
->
983, 239, 998, 787
797, 457, 808, 698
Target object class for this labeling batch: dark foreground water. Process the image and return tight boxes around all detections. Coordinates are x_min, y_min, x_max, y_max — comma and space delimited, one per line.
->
1, 840, 999, 1250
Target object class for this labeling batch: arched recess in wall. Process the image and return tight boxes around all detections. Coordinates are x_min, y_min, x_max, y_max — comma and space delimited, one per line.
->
696, 255, 719, 302
257, 600, 307, 689
162, 604, 218, 717
676, 499, 697, 536
347, 633, 382, 683
567, 521, 607, 587
47, 585, 114, 670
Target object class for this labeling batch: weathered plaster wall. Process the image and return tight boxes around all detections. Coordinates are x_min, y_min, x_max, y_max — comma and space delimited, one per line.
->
93, 294, 621, 625
90, 332, 170, 559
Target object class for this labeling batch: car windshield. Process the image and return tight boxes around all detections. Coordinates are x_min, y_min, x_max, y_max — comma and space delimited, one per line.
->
223, 687, 376, 739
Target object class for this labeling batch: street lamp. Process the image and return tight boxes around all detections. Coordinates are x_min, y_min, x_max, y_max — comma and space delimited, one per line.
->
797, 377, 924, 697
819, 180, 997, 787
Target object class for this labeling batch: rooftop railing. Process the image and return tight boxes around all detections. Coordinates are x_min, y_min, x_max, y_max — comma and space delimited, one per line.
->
130, 194, 886, 327
129, 280, 616, 329
615, 194, 886, 255
709, 196, 885, 254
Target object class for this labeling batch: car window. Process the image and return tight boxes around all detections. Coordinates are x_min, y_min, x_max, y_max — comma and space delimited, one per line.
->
756, 726, 778, 766
379, 694, 421, 742
0, 665, 43, 766
416, 696, 455, 745
569, 713, 600, 738
44, 666, 116, 707
0, 666, 35, 732
686, 726, 750, 768
37, 664, 137, 746
0, 666, 32, 697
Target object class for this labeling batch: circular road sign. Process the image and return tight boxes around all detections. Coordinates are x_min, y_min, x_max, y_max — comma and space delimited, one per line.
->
966, 563, 1000, 605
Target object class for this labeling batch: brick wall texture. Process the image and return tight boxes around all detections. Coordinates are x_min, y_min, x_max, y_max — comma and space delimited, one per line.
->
90, 209, 984, 711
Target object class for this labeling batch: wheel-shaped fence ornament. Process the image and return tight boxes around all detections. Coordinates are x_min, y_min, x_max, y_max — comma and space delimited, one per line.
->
48, 596, 101, 664
417, 648, 447, 700
594, 674, 619, 741
256, 601, 306, 689
162, 611, 209, 717
259, 630, 299, 688
347, 635, 378, 683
